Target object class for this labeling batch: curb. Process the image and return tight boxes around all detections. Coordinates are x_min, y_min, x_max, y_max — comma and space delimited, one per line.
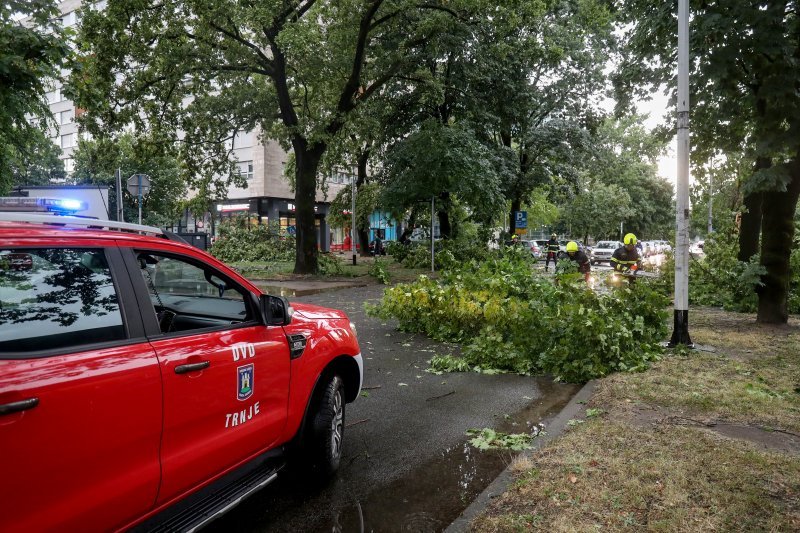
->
445, 379, 599, 532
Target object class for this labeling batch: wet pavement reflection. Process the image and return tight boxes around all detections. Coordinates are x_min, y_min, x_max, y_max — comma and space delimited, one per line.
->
206, 378, 578, 533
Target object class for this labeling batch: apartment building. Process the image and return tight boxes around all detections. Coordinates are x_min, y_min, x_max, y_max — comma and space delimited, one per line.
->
40, 1, 349, 250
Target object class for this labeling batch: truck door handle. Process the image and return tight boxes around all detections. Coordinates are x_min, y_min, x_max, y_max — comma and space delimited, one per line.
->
174, 361, 210, 374
0, 397, 39, 416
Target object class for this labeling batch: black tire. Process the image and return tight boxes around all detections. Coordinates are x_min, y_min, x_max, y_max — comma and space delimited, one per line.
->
304, 374, 346, 478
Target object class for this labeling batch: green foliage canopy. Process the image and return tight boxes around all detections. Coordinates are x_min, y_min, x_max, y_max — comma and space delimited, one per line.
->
0, 0, 69, 193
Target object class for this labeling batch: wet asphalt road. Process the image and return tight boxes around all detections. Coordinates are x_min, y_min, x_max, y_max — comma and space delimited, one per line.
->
206, 284, 579, 533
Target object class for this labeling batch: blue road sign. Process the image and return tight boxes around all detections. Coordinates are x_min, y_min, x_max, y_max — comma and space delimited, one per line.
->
514, 211, 527, 229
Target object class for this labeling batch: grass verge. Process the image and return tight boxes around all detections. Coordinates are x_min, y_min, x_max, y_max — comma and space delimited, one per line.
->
470, 307, 800, 531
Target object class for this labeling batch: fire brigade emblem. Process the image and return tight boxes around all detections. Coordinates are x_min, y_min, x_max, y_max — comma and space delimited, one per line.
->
237, 364, 254, 401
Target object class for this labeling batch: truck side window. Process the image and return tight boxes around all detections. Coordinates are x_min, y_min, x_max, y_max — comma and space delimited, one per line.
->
136, 251, 253, 334
0, 249, 125, 354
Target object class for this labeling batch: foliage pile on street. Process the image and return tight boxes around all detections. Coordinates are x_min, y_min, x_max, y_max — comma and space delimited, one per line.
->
209, 219, 294, 263
367, 249, 669, 382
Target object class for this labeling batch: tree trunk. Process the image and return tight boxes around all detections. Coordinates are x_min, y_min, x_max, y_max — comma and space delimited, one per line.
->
738, 190, 762, 261
358, 229, 370, 256
437, 191, 451, 239
756, 159, 800, 323
738, 157, 769, 261
293, 141, 324, 274
356, 149, 372, 257
509, 198, 521, 235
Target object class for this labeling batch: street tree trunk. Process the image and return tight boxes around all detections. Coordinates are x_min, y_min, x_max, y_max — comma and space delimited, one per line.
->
756, 158, 800, 323
738, 190, 762, 261
356, 149, 371, 257
509, 198, 521, 235
293, 140, 325, 274
738, 157, 769, 261
437, 191, 452, 239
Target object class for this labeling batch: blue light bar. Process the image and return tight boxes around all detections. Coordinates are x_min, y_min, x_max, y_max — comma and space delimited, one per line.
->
0, 197, 88, 214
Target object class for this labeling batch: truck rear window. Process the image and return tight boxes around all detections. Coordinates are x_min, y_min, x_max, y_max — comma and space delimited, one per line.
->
0, 249, 125, 354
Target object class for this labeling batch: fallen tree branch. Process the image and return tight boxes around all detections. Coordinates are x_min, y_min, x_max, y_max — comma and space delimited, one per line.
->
426, 390, 455, 401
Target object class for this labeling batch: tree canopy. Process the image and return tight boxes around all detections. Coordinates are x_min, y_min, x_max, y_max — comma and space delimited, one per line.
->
0, 0, 69, 194
616, 0, 800, 323
71, 0, 487, 272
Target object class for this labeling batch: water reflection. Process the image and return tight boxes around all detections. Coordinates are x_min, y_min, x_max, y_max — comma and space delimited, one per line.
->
0, 249, 124, 352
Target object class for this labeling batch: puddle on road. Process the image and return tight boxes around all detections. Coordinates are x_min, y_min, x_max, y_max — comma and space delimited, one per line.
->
302, 379, 580, 533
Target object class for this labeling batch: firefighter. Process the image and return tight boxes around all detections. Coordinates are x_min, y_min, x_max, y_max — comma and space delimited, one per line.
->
565, 241, 591, 282
611, 233, 643, 274
545, 233, 559, 272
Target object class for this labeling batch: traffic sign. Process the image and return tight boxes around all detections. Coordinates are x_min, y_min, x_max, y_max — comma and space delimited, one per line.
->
514, 210, 527, 229
126, 174, 151, 196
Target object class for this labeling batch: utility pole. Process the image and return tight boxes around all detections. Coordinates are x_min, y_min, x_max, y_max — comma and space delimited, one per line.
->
116, 168, 123, 222
670, 0, 693, 347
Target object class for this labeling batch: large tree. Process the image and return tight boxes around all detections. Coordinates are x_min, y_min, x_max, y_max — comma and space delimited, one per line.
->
0, 0, 69, 194
70, 0, 475, 273
380, 120, 506, 238
616, 0, 800, 323
464, 0, 613, 234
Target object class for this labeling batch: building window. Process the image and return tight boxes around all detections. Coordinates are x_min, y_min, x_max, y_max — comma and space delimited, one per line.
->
61, 134, 73, 149
60, 11, 77, 27
46, 87, 61, 104
237, 160, 254, 181
233, 130, 254, 149
63, 158, 75, 173
60, 109, 73, 125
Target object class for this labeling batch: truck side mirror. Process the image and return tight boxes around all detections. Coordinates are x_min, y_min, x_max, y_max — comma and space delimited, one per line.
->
260, 294, 292, 326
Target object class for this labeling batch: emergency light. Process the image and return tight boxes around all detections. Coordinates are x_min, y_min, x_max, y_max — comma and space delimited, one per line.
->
0, 197, 88, 214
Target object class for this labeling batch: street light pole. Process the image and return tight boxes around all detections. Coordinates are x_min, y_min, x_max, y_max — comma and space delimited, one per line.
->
670, 0, 693, 347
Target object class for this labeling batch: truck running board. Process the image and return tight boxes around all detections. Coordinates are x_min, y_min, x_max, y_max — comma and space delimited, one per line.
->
137, 456, 284, 533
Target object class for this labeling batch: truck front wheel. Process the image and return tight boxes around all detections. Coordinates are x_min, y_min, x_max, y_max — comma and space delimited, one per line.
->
305, 374, 345, 478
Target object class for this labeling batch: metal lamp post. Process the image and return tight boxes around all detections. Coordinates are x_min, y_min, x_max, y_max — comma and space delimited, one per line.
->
670, 0, 693, 347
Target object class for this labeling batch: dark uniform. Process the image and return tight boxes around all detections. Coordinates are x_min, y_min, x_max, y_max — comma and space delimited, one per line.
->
567, 250, 591, 274
611, 245, 641, 273
545, 237, 559, 271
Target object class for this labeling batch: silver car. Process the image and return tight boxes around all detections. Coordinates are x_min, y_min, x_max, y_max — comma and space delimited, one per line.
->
590, 240, 622, 265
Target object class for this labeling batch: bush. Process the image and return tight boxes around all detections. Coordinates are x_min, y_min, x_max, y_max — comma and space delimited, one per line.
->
210, 219, 294, 263
318, 253, 343, 276
367, 251, 669, 382
369, 258, 390, 284
385, 240, 411, 262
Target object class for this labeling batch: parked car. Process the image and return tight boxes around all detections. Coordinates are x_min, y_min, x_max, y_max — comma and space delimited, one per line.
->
655, 240, 672, 254
0, 208, 363, 532
520, 239, 543, 258
690, 240, 706, 257
590, 240, 623, 265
